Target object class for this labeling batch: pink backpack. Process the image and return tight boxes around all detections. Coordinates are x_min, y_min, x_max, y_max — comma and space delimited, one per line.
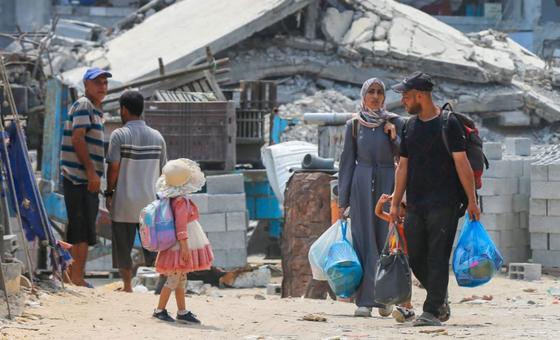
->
139, 198, 176, 252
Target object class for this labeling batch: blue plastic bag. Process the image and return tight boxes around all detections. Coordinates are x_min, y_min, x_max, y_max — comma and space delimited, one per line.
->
324, 220, 363, 298
452, 216, 503, 287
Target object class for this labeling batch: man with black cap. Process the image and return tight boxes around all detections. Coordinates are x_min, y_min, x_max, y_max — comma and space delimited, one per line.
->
60, 67, 111, 288
389, 71, 480, 326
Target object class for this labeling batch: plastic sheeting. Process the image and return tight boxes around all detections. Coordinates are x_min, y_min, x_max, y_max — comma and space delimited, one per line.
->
261, 141, 317, 204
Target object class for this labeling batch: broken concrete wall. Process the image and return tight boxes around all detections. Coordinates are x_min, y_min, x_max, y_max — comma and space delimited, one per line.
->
98, 0, 314, 83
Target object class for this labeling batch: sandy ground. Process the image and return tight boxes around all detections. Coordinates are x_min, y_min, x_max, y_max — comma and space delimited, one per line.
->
1, 274, 560, 340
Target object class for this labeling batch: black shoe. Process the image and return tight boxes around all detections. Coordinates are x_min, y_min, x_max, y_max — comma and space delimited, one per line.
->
153, 309, 175, 322
176, 311, 201, 325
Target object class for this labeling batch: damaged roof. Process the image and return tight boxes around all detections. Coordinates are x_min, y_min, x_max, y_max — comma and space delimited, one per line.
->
99, 0, 313, 83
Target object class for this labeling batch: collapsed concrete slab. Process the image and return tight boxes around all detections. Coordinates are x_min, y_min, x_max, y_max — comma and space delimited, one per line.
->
321, 7, 354, 44
454, 88, 525, 113
99, 0, 313, 83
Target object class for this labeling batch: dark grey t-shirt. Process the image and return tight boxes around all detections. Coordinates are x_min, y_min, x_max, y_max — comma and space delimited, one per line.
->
106, 120, 167, 223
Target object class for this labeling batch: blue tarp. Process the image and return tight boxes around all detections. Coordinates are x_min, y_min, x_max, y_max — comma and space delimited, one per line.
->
1, 122, 66, 271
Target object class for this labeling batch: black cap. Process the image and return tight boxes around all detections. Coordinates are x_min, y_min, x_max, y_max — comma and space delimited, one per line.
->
391, 71, 434, 93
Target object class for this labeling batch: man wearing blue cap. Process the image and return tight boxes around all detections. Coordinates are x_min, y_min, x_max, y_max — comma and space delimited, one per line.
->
389, 72, 480, 326
60, 67, 112, 287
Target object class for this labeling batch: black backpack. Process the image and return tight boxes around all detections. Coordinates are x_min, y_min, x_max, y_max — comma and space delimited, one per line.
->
440, 103, 489, 189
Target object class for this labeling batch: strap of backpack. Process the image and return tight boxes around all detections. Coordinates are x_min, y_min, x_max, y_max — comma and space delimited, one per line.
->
351, 118, 359, 156
441, 108, 452, 157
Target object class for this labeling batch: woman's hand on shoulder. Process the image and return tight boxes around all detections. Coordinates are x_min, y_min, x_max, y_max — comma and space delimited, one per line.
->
384, 122, 396, 140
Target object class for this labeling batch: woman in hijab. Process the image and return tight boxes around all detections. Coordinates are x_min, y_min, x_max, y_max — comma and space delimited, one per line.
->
338, 78, 405, 317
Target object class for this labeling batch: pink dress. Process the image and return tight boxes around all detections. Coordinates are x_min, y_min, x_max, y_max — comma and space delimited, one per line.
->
155, 197, 214, 275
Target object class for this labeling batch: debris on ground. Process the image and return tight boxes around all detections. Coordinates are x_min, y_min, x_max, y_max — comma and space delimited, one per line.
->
419, 328, 448, 335
459, 295, 493, 303
301, 314, 327, 322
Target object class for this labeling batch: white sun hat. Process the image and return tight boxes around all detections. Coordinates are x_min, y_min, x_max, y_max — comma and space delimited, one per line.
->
156, 158, 206, 198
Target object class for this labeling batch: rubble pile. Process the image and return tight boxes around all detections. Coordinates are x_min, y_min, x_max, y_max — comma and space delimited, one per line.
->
278, 89, 358, 143
4, 0, 560, 148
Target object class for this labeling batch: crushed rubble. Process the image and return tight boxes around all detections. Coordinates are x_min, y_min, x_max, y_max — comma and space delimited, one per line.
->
278, 89, 358, 144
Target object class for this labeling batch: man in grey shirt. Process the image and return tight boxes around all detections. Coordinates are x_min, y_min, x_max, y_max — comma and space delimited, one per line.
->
105, 90, 167, 292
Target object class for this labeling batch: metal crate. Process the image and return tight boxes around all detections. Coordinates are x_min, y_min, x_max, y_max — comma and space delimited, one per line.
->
144, 101, 236, 170
236, 81, 276, 165
237, 81, 277, 143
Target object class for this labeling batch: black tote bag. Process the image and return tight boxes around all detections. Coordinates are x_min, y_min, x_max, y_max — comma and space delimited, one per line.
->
374, 223, 412, 306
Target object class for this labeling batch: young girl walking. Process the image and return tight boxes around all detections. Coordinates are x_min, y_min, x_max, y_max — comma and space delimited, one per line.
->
151, 158, 214, 324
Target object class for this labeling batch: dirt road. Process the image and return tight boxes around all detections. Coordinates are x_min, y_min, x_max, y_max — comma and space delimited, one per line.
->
2, 274, 560, 339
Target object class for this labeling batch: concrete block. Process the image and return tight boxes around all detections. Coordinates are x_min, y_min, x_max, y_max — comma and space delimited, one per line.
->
481, 195, 513, 214
530, 232, 548, 250
520, 212, 529, 229
213, 248, 248, 269
531, 181, 560, 199
2, 262, 22, 297
550, 233, 560, 251
501, 247, 530, 264
530, 164, 548, 182
498, 112, 531, 127
504, 137, 531, 156
483, 142, 502, 160
522, 159, 535, 177
547, 199, 560, 216
514, 228, 530, 246
513, 194, 529, 213
484, 159, 523, 178
487, 230, 500, 246
267, 283, 282, 295
190, 194, 209, 213
549, 163, 560, 182
198, 213, 227, 232
212, 249, 227, 268
478, 177, 518, 196
518, 177, 531, 195
530, 199, 547, 216
508, 262, 541, 281
206, 231, 246, 250
532, 250, 560, 268
225, 248, 248, 268
494, 229, 528, 249
135, 266, 160, 290
226, 211, 248, 231
206, 174, 245, 194
207, 194, 247, 213
479, 213, 519, 230
529, 215, 560, 233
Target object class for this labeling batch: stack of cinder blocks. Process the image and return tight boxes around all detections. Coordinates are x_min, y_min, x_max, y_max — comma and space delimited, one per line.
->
190, 174, 248, 269
529, 158, 560, 268
477, 138, 532, 264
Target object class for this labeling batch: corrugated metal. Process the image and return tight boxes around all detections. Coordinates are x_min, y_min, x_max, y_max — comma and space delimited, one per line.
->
153, 90, 217, 102
261, 141, 317, 204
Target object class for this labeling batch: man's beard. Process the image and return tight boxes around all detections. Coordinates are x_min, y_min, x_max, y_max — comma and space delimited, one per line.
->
407, 103, 422, 115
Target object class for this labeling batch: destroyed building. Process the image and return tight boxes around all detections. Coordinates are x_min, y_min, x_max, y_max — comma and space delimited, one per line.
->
3, 0, 560, 274
40, 0, 557, 146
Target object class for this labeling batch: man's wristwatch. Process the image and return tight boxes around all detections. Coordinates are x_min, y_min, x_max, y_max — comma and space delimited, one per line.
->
103, 189, 114, 198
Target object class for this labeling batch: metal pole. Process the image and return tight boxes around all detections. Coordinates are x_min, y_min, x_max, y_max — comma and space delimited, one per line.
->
0, 57, 36, 291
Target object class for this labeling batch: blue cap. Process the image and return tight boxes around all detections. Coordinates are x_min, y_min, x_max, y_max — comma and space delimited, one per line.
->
83, 67, 112, 81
